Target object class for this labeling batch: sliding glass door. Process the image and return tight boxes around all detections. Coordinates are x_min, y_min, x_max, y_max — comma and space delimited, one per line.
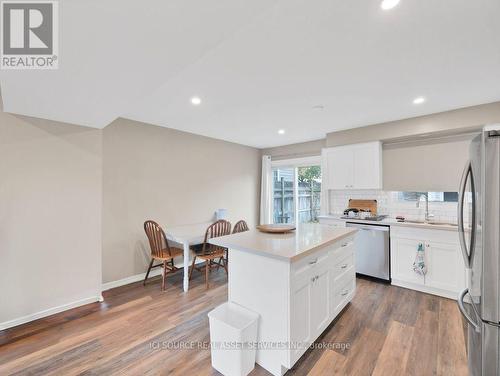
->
272, 164, 321, 224
272, 167, 295, 224
297, 166, 321, 223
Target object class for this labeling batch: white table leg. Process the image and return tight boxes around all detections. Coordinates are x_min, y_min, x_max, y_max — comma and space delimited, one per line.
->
183, 241, 190, 292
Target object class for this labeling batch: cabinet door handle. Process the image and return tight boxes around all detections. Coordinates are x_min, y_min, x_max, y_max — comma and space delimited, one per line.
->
341, 290, 349, 296
308, 258, 318, 265
341, 264, 348, 269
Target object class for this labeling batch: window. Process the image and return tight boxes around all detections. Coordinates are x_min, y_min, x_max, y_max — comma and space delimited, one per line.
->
398, 192, 458, 202
271, 157, 321, 224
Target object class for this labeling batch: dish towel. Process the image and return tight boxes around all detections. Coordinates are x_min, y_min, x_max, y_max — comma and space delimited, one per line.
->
413, 243, 427, 276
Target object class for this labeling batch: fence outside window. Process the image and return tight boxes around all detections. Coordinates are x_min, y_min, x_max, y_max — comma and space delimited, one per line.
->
272, 166, 321, 224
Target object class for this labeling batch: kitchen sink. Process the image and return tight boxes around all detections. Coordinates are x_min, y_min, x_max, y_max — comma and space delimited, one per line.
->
399, 220, 458, 227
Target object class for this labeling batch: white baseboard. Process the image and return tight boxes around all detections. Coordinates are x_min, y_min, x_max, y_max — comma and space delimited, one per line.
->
1, 265, 188, 330
0, 295, 101, 331
101, 268, 163, 291
101, 258, 204, 292
391, 279, 460, 300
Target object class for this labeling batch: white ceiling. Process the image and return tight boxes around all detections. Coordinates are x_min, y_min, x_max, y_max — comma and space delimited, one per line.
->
2, 0, 500, 148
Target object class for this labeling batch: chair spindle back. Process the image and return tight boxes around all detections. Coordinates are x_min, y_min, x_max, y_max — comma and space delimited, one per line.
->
233, 220, 249, 234
144, 220, 171, 258
202, 220, 231, 254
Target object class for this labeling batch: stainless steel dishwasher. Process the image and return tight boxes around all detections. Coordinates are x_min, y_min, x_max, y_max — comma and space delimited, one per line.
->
346, 222, 390, 281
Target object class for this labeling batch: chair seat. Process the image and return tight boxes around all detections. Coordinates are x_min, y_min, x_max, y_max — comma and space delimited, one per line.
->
153, 247, 184, 261
197, 250, 226, 260
193, 243, 226, 254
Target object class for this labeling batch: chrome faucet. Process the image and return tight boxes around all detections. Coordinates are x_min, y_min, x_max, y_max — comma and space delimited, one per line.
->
416, 193, 434, 222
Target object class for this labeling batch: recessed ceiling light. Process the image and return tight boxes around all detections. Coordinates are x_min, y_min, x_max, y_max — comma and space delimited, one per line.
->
413, 96, 426, 105
278, 129, 285, 135
190, 96, 201, 105
381, 0, 400, 10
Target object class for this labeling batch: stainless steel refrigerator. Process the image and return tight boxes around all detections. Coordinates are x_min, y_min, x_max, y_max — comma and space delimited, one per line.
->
457, 125, 500, 375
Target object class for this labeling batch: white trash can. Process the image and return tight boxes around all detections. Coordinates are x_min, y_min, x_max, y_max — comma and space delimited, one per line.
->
208, 302, 259, 376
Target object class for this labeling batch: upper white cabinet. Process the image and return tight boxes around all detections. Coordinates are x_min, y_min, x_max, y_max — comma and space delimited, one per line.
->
324, 146, 354, 189
324, 141, 383, 190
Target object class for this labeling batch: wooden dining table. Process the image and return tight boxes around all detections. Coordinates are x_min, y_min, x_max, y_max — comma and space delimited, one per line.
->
164, 221, 214, 292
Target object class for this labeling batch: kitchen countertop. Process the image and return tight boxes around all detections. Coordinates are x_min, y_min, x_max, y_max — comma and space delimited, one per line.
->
318, 214, 459, 231
208, 223, 357, 262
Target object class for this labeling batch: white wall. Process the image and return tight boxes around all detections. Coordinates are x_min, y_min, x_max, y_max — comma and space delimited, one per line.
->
0, 113, 102, 329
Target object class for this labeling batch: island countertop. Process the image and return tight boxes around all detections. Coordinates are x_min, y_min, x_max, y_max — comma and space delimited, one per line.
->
208, 223, 357, 262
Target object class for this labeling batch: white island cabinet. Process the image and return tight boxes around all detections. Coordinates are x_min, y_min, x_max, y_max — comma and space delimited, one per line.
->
209, 224, 357, 376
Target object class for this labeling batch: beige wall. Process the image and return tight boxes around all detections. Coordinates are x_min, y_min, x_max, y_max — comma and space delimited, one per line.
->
0, 112, 102, 327
383, 134, 474, 192
261, 139, 325, 160
102, 118, 261, 283
326, 102, 500, 147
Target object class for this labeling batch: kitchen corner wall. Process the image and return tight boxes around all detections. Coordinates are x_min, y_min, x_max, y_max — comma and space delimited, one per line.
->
0, 112, 102, 328
102, 118, 261, 284
329, 190, 459, 223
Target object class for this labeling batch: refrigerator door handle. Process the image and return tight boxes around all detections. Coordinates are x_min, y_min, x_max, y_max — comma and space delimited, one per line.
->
458, 288, 481, 333
457, 160, 476, 269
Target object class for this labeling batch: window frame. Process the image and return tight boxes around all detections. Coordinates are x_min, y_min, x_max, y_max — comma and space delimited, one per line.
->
397, 191, 459, 203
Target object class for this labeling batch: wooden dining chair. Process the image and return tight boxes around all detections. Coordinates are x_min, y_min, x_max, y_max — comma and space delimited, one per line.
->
232, 220, 249, 234
143, 220, 183, 291
189, 219, 231, 289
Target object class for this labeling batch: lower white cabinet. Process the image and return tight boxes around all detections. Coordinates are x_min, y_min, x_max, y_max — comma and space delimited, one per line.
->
290, 272, 312, 364
390, 226, 465, 299
425, 241, 464, 292
311, 263, 331, 334
391, 237, 425, 285
289, 237, 355, 367
332, 266, 355, 315
228, 233, 356, 376
320, 217, 464, 299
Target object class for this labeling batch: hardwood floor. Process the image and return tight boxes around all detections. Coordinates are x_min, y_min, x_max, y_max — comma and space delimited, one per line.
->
0, 269, 468, 375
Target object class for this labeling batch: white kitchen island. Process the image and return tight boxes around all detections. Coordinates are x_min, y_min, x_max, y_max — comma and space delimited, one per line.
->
209, 223, 357, 376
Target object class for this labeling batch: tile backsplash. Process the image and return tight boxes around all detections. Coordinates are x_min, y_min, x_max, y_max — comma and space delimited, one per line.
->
328, 190, 458, 224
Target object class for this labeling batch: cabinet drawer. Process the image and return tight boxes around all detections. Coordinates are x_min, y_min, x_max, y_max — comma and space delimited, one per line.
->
333, 267, 355, 313
292, 248, 329, 278
333, 252, 355, 277
330, 239, 354, 262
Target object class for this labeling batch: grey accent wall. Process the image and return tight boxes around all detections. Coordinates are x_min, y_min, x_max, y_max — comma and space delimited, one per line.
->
383, 134, 474, 192
102, 118, 261, 283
